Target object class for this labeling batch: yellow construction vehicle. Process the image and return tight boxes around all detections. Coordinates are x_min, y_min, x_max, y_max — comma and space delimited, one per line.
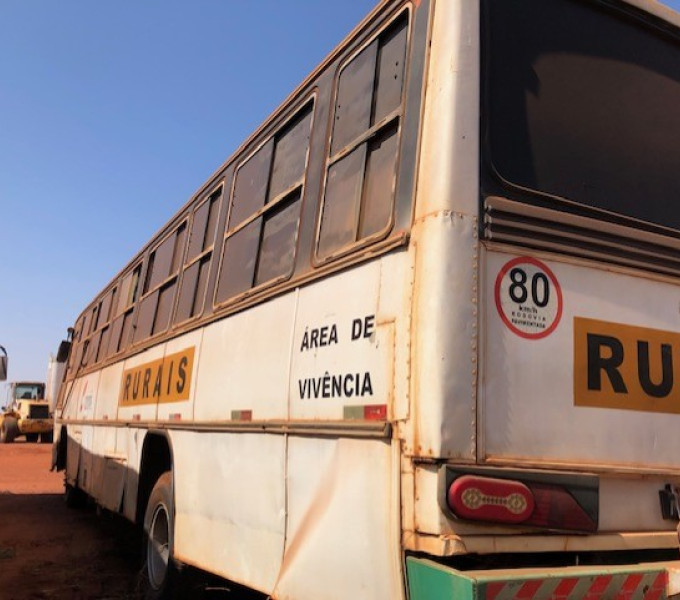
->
1, 381, 52, 443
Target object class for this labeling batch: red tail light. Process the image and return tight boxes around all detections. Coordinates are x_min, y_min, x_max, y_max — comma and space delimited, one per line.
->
445, 473, 598, 532
447, 475, 534, 524
528, 483, 597, 532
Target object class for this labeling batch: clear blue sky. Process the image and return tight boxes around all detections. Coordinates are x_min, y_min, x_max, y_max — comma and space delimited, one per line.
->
2, 0, 680, 383
0, 0, 377, 382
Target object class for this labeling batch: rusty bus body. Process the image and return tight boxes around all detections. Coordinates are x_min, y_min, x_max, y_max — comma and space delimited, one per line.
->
55, 1, 680, 598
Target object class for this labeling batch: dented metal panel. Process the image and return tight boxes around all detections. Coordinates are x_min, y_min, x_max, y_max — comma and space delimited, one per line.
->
273, 437, 403, 600
172, 431, 286, 592
405, 0, 481, 462
408, 211, 478, 460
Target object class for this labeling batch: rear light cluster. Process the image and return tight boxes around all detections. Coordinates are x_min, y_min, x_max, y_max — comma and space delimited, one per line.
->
442, 470, 598, 533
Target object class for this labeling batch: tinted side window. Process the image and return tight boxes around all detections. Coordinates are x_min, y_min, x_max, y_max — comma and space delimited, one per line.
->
107, 263, 142, 355
317, 15, 408, 260
175, 187, 222, 323
135, 223, 187, 343
215, 102, 314, 304
93, 287, 116, 363
78, 286, 118, 368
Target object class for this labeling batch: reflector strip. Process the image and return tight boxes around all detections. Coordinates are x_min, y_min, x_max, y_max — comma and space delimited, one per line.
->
515, 580, 542, 599
343, 404, 387, 420
583, 575, 611, 599
648, 572, 670, 600
481, 571, 668, 600
168, 413, 182, 421
552, 578, 579, 598
230, 410, 252, 421
364, 404, 387, 420
407, 557, 672, 600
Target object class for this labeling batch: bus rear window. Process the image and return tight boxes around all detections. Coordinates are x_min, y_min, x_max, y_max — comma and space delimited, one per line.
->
484, 0, 680, 230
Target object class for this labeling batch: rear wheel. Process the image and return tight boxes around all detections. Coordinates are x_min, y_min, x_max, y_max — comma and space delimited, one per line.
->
0, 418, 18, 443
25, 433, 39, 443
144, 471, 177, 599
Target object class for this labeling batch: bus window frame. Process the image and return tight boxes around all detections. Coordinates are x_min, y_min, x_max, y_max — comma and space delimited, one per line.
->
106, 260, 144, 359
174, 184, 224, 328
133, 217, 189, 346
313, 7, 411, 267
91, 285, 117, 365
213, 93, 317, 310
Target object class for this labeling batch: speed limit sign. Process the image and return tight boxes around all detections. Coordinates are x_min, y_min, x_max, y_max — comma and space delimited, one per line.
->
494, 257, 563, 340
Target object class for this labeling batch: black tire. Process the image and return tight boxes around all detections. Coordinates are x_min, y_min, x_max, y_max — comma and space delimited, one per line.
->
144, 471, 177, 599
25, 433, 39, 443
40, 431, 53, 444
0, 417, 18, 444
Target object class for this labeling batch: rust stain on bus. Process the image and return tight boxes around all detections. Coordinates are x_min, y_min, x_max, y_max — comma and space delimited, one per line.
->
119, 347, 195, 407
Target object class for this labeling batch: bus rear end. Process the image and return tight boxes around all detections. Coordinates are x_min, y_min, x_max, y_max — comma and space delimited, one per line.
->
406, 0, 680, 596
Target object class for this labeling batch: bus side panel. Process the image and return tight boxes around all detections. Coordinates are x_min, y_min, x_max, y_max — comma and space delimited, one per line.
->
156, 329, 203, 422
116, 346, 163, 423
73, 371, 100, 495
289, 261, 390, 421
195, 293, 297, 422
94, 362, 125, 421
409, 212, 479, 461
120, 426, 146, 523
60, 379, 81, 487
90, 362, 124, 509
406, 0, 481, 461
273, 437, 404, 600
89, 422, 118, 506
172, 431, 286, 593
482, 250, 680, 473
379, 250, 413, 422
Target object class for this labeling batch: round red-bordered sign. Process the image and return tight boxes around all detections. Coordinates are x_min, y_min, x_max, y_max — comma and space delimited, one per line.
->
494, 257, 563, 340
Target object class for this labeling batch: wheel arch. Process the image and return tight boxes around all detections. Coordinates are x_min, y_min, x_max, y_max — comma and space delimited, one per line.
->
53, 425, 68, 471
136, 430, 174, 525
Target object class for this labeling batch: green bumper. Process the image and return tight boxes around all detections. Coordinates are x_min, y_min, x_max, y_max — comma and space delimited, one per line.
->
407, 556, 670, 599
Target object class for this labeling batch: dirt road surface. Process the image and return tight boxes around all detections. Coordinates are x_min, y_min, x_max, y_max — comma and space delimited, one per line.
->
0, 441, 143, 599
0, 443, 261, 600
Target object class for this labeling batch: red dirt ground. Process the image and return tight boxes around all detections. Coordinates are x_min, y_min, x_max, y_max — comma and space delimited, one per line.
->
0, 442, 261, 599
0, 442, 143, 599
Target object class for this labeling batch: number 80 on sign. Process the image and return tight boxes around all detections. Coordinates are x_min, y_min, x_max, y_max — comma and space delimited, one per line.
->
494, 257, 563, 340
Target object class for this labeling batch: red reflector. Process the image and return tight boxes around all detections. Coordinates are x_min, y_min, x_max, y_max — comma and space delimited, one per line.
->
448, 475, 534, 524
527, 483, 596, 532
364, 404, 387, 420
231, 410, 252, 421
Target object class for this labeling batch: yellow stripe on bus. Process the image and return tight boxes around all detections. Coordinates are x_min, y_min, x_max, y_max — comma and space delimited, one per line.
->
574, 317, 680, 414
119, 347, 195, 407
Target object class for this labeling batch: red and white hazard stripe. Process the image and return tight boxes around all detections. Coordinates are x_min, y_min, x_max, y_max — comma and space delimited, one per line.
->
483, 570, 667, 600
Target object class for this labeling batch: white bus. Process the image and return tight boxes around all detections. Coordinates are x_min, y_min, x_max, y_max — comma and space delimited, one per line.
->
55, 0, 680, 598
